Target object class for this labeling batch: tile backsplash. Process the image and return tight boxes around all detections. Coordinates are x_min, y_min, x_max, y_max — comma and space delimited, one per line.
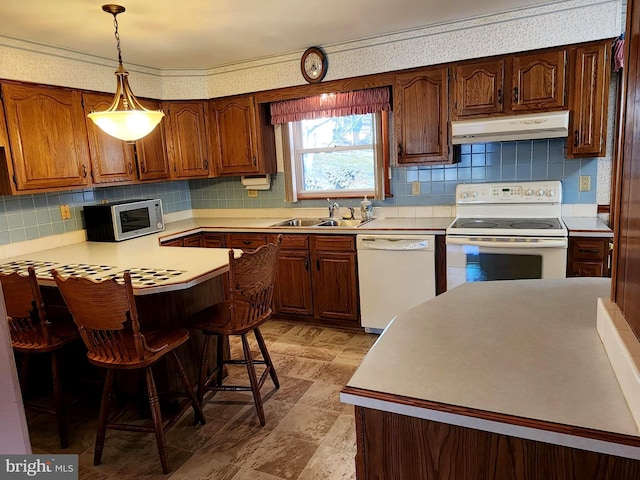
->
0, 137, 600, 246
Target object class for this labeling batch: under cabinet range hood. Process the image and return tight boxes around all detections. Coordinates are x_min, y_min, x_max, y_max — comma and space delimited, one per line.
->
451, 110, 569, 144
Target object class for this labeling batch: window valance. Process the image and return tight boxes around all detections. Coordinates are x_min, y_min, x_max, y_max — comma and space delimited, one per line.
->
270, 87, 390, 124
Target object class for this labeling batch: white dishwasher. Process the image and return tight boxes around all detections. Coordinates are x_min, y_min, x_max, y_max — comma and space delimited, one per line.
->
356, 234, 436, 333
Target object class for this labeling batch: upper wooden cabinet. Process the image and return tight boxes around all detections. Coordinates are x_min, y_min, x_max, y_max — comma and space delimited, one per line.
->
567, 42, 610, 158
0, 83, 91, 192
511, 50, 567, 111
453, 50, 567, 119
453, 59, 505, 117
82, 92, 136, 185
209, 95, 276, 176
164, 101, 211, 179
394, 66, 451, 165
134, 98, 171, 182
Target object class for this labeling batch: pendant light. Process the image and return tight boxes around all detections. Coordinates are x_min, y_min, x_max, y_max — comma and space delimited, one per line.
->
88, 4, 164, 142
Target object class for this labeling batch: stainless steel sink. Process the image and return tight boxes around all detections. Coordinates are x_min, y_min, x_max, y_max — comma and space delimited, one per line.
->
270, 218, 323, 227
317, 218, 375, 227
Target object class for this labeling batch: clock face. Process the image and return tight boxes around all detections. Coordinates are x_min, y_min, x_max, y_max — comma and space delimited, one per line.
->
301, 47, 327, 83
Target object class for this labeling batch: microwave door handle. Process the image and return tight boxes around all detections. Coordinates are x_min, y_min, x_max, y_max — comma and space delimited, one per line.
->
446, 237, 567, 248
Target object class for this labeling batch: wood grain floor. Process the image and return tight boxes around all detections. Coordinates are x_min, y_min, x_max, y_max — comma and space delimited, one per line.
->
27, 320, 377, 479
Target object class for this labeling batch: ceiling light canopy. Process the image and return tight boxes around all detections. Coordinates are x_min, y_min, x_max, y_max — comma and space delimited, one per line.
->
87, 4, 164, 142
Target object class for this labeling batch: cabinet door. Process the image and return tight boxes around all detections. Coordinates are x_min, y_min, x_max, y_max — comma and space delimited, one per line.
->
395, 67, 451, 165
312, 250, 359, 323
569, 261, 605, 277
165, 101, 210, 179
202, 233, 226, 248
83, 92, 136, 184
512, 50, 567, 111
453, 59, 505, 118
210, 96, 261, 175
2, 83, 91, 190
135, 99, 171, 181
275, 249, 314, 316
568, 43, 609, 158
181, 233, 203, 247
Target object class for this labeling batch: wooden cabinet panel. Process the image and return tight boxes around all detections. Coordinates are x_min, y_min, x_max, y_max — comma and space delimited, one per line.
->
512, 50, 567, 111
82, 92, 136, 185
182, 233, 203, 247
209, 96, 276, 176
568, 43, 610, 158
275, 249, 314, 316
567, 236, 611, 278
312, 250, 359, 322
453, 59, 505, 118
202, 233, 226, 248
394, 67, 451, 165
165, 101, 210, 179
271, 233, 309, 250
226, 233, 268, 250
1, 83, 91, 191
134, 98, 171, 181
160, 238, 183, 247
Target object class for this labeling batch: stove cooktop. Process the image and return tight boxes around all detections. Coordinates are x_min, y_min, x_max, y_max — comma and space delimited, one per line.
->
450, 217, 564, 230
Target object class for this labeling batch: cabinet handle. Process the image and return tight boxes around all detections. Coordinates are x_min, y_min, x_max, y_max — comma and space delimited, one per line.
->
397, 143, 403, 158
304, 258, 309, 271
253, 156, 257, 166
204, 159, 209, 170
578, 248, 600, 254
242, 240, 252, 245
497, 89, 503, 104
513, 87, 519, 103
82, 164, 87, 178
316, 259, 320, 271
140, 162, 147, 174
574, 130, 580, 147
128, 162, 133, 174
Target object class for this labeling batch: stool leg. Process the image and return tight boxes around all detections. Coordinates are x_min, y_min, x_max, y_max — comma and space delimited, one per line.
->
170, 351, 206, 425
241, 333, 265, 426
254, 327, 279, 389
94, 369, 114, 466
198, 335, 212, 407
145, 367, 170, 474
18, 353, 30, 394
215, 334, 225, 387
50, 351, 69, 449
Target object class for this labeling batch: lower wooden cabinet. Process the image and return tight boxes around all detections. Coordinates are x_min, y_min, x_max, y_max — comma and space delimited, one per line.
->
566, 236, 612, 278
202, 233, 226, 248
275, 242, 314, 317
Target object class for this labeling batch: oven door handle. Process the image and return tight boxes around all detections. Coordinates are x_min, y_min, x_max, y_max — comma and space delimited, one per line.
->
446, 236, 567, 248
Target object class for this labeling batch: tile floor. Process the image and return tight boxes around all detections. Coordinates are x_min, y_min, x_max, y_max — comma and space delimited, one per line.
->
27, 320, 378, 479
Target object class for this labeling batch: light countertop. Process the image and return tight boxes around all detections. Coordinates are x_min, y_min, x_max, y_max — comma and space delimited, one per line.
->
563, 217, 613, 237
341, 278, 640, 458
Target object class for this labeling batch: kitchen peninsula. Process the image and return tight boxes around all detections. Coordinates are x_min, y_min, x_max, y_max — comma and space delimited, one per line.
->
341, 278, 640, 479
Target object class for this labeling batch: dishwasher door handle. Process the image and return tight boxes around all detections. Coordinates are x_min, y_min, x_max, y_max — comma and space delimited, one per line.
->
359, 238, 431, 251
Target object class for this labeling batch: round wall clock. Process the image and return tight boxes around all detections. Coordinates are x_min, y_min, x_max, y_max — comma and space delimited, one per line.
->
301, 47, 328, 83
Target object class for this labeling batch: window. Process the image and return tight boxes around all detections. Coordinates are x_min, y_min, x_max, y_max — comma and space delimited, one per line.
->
289, 113, 383, 199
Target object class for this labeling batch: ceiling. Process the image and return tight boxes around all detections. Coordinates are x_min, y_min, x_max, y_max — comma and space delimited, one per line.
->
2, 0, 567, 70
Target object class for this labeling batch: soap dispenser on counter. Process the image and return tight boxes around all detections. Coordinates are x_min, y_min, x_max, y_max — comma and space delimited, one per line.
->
360, 196, 373, 221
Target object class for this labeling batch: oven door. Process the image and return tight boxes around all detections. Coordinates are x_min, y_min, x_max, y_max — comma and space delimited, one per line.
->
446, 235, 567, 290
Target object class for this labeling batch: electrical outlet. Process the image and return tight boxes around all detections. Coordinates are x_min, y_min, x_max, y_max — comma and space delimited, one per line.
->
59, 204, 71, 220
579, 175, 591, 192
411, 181, 421, 195
247, 189, 258, 198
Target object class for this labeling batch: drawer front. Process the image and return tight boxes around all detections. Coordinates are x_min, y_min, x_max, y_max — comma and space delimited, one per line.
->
227, 233, 269, 249
571, 238, 607, 260
312, 235, 356, 252
182, 234, 202, 247
202, 233, 226, 248
271, 234, 309, 250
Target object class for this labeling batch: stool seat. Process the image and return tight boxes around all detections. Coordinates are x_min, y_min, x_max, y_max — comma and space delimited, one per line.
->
190, 300, 273, 336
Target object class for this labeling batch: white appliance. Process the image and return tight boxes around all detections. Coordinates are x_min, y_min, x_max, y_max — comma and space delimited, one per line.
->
451, 110, 569, 144
357, 234, 436, 333
446, 181, 567, 290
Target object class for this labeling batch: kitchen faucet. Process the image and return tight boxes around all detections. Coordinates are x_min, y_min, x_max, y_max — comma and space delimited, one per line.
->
327, 198, 339, 218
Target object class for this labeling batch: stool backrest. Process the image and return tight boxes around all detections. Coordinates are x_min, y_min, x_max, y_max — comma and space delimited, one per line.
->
226, 235, 282, 330
0, 266, 50, 347
52, 270, 147, 362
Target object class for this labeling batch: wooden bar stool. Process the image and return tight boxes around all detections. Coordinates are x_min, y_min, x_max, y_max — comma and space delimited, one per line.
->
187, 235, 282, 426
52, 270, 206, 474
1, 266, 79, 449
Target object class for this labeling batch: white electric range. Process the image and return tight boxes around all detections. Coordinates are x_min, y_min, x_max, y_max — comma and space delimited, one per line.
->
446, 181, 568, 290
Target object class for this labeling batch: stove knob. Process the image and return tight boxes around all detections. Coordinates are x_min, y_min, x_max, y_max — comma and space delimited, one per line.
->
461, 191, 469, 198
546, 189, 555, 197
537, 188, 545, 196
472, 191, 479, 198
525, 188, 534, 196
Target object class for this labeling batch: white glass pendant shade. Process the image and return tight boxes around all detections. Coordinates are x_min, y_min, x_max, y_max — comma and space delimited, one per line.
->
88, 5, 164, 142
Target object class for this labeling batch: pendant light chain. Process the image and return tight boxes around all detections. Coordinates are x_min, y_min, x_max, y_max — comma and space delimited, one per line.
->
112, 13, 123, 67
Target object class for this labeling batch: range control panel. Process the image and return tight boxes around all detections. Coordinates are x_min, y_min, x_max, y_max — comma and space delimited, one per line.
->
456, 181, 562, 204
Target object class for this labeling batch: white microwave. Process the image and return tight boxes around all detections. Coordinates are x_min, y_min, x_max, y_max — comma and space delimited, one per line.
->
83, 199, 164, 242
